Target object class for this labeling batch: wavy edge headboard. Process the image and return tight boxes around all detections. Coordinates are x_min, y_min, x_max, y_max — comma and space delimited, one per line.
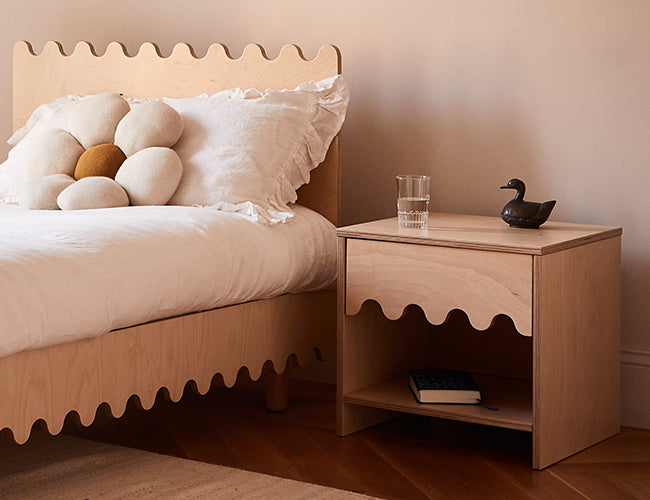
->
12, 41, 341, 225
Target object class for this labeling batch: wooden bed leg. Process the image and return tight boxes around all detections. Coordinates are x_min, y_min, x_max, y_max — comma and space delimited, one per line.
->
266, 362, 290, 412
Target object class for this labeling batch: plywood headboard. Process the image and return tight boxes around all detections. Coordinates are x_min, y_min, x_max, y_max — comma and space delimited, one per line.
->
12, 41, 341, 225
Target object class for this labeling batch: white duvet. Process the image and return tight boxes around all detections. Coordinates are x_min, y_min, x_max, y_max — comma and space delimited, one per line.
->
0, 204, 336, 358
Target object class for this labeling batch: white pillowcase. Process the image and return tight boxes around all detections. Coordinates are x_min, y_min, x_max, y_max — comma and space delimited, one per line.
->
160, 75, 348, 223
1, 76, 349, 223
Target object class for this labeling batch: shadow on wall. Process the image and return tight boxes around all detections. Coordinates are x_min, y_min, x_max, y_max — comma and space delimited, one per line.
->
338, 95, 648, 354
339, 95, 543, 226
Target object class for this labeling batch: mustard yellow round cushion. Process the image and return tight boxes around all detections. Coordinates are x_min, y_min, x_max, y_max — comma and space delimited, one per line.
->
74, 143, 126, 180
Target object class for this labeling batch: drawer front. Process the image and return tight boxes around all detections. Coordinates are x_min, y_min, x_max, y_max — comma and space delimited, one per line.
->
345, 239, 532, 336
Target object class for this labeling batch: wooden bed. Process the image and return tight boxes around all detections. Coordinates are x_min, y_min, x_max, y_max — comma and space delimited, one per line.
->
0, 41, 340, 444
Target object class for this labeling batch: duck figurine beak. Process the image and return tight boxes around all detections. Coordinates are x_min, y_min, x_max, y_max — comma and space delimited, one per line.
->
500, 179, 520, 190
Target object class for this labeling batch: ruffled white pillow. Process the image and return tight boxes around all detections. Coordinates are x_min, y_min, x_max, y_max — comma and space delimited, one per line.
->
161, 75, 349, 223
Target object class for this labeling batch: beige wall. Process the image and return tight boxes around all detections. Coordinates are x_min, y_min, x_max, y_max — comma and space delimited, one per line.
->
1, 0, 649, 427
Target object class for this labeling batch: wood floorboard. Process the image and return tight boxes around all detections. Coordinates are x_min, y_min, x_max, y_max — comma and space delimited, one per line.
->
357, 417, 579, 500
154, 395, 245, 467
550, 463, 650, 500
61, 375, 650, 500
306, 424, 428, 499
198, 404, 297, 477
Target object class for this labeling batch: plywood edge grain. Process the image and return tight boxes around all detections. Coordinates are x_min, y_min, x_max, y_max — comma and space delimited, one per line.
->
336, 216, 622, 256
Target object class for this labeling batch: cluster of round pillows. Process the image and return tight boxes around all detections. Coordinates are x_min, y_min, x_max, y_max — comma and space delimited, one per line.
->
18, 92, 184, 210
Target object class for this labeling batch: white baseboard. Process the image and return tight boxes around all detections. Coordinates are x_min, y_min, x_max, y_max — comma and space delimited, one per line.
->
621, 348, 650, 430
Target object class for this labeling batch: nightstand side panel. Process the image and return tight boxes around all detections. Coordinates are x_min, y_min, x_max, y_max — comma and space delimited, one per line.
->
533, 236, 621, 469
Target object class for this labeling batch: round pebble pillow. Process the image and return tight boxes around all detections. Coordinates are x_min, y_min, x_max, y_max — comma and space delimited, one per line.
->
115, 147, 183, 206
57, 176, 129, 210
114, 101, 184, 157
74, 143, 126, 180
18, 174, 75, 210
67, 93, 130, 150
23, 128, 84, 180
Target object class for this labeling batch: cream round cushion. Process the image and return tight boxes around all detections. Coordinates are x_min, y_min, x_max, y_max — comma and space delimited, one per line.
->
23, 128, 84, 180
57, 176, 129, 210
18, 174, 76, 210
67, 93, 130, 150
114, 101, 183, 157
115, 147, 183, 205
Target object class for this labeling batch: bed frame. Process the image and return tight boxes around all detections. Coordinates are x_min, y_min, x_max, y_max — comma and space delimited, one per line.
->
0, 41, 340, 444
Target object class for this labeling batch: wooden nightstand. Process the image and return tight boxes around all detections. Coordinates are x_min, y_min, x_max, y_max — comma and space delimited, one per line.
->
336, 213, 621, 469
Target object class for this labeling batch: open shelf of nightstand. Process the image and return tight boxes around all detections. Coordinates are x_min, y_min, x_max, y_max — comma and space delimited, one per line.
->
343, 374, 532, 432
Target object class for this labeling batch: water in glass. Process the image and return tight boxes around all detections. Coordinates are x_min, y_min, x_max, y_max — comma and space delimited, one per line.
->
397, 196, 429, 229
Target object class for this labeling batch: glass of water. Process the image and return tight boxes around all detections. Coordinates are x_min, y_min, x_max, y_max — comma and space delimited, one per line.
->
396, 174, 430, 229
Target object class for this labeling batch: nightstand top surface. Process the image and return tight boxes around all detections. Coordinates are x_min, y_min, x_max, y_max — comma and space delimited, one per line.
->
336, 213, 621, 255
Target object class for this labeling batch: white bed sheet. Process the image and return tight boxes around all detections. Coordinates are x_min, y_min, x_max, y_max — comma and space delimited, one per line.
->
0, 203, 336, 358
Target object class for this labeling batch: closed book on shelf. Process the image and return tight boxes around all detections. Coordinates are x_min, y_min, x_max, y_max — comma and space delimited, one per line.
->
409, 368, 482, 404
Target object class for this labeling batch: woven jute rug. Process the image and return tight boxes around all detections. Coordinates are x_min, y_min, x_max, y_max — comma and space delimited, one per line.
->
0, 431, 375, 499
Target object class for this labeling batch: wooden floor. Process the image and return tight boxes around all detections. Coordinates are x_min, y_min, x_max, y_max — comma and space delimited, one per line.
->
57, 372, 650, 499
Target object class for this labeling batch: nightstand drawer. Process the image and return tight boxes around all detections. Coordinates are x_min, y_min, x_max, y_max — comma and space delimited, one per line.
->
345, 239, 533, 335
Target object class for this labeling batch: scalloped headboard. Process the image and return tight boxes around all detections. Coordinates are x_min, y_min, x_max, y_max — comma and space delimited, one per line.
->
12, 41, 341, 224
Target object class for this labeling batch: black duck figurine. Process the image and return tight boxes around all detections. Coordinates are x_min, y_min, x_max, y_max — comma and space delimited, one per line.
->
500, 178, 556, 228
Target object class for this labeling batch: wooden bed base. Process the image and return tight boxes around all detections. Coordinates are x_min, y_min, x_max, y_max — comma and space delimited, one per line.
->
1, 41, 340, 444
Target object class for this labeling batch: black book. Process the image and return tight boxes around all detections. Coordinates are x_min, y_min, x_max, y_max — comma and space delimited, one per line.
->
409, 368, 481, 404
